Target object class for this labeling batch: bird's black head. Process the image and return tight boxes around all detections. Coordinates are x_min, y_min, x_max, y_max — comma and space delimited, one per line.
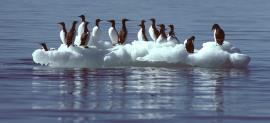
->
189, 36, 195, 42
107, 19, 115, 23
212, 24, 220, 31
141, 20, 146, 23
157, 24, 165, 29
96, 19, 102, 23
72, 21, 78, 24
149, 18, 156, 22
78, 15, 85, 20
95, 19, 102, 26
168, 24, 174, 29
122, 18, 130, 22
107, 19, 116, 27
57, 22, 65, 26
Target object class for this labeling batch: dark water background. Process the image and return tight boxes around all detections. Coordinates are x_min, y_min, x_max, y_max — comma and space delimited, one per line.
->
0, 0, 270, 122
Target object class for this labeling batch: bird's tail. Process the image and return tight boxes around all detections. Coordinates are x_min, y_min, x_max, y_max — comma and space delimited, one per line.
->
40, 43, 49, 51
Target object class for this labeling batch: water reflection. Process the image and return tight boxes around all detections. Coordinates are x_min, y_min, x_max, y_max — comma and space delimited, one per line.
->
31, 66, 249, 122
183, 67, 249, 123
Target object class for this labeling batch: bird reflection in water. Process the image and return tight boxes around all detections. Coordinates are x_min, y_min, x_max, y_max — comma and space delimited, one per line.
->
183, 67, 249, 122
31, 66, 249, 123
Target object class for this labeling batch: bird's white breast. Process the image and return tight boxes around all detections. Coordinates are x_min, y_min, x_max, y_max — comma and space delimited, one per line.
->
60, 30, 66, 45
91, 26, 101, 42
184, 39, 187, 45
108, 27, 118, 45
167, 36, 179, 44
149, 26, 156, 41
137, 28, 144, 41
77, 22, 85, 36
156, 35, 166, 43
213, 29, 217, 43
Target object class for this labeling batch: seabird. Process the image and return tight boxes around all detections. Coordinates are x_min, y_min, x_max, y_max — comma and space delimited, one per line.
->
40, 43, 49, 51
156, 24, 167, 43
80, 21, 90, 48
107, 19, 119, 46
118, 18, 130, 45
57, 22, 67, 45
91, 19, 102, 43
137, 20, 148, 41
78, 15, 86, 37
66, 21, 78, 47
212, 24, 225, 45
185, 36, 195, 53
149, 18, 159, 41
167, 24, 180, 43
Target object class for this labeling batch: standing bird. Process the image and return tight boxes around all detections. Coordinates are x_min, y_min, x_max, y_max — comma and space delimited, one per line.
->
91, 19, 102, 43
107, 19, 119, 46
156, 24, 167, 43
57, 22, 67, 45
212, 24, 225, 46
40, 43, 49, 51
137, 20, 148, 41
149, 18, 160, 41
185, 36, 195, 53
80, 21, 90, 48
167, 24, 180, 43
118, 18, 130, 45
78, 15, 86, 36
66, 21, 78, 47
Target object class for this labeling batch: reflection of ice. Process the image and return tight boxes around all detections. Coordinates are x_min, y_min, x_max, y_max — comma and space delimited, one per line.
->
31, 66, 179, 122
31, 66, 249, 122
184, 68, 249, 115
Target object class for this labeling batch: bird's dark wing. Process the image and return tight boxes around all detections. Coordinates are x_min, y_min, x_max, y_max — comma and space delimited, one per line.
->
66, 32, 73, 46
215, 29, 225, 42
118, 29, 127, 44
153, 27, 160, 38
80, 33, 87, 46
186, 41, 194, 53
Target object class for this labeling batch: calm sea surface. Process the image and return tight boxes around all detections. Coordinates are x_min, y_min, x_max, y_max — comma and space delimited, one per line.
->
0, 0, 270, 123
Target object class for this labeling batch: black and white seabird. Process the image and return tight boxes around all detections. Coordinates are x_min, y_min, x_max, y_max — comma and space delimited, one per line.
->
185, 36, 195, 53
78, 15, 86, 36
137, 20, 148, 41
40, 43, 49, 51
57, 22, 67, 45
80, 21, 90, 48
66, 21, 78, 47
156, 24, 167, 43
107, 19, 119, 46
91, 19, 102, 43
118, 18, 130, 45
212, 24, 225, 46
149, 18, 160, 41
167, 24, 180, 44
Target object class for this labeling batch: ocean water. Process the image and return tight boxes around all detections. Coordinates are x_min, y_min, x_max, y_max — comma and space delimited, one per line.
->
0, 0, 270, 123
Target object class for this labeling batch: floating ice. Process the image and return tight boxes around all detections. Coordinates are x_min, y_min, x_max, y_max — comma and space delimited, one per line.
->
32, 40, 251, 68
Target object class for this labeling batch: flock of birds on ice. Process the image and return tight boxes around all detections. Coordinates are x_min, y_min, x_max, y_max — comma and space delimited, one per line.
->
40, 14, 226, 54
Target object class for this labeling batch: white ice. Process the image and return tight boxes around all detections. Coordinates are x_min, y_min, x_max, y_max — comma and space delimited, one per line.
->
32, 40, 251, 68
